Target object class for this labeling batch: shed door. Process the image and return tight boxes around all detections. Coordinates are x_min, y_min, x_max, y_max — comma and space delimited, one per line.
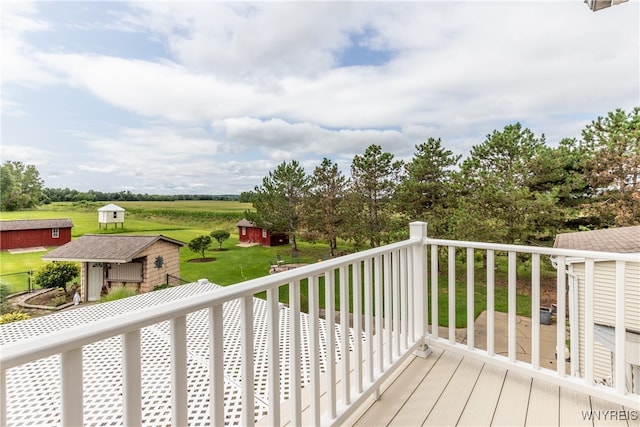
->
88, 264, 103, 301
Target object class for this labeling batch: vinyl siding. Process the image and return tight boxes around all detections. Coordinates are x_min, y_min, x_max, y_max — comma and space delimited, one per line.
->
573, 261, 640, 384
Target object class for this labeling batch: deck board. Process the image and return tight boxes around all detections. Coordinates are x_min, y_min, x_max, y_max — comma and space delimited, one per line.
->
387, 351, 462, 426
491, 370, 532, 426
353, 348, 638, 427
422, 356, 484, 426
352, 349, 441, 427
525, 378, 559, 426
457, 363, 507, 427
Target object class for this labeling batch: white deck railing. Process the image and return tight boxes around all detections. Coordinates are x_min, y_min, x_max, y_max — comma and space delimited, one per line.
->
1, 222, 638, 426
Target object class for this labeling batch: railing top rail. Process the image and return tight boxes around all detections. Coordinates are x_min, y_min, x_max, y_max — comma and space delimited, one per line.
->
427, 238, 640, 263
0, 238, 417, 370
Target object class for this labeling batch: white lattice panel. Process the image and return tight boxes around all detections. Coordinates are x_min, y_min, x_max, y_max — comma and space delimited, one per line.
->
1, 280, 357, 426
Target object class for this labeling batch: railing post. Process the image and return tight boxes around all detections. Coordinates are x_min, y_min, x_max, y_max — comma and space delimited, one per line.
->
410, 222, 430, 358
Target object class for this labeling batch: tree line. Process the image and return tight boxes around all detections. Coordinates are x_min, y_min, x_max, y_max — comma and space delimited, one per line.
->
244, 108, 639, 254
0, 173, 240, 210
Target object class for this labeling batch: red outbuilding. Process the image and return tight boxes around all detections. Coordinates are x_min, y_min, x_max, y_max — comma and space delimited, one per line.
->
0, 218, 74, 251
236, 218, 289, 247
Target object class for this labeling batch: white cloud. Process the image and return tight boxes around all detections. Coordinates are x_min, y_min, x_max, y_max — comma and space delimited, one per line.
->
1, 0, 637, 194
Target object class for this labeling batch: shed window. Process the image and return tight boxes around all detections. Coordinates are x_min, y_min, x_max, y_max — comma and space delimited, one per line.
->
242, 227, 246, 236
262, 229, 267, 238
113, 212, 118, 219
52, 228, 59, 238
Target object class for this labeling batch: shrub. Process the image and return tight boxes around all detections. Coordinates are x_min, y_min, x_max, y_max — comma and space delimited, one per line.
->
210, 230, 230, 249
100, 286, 138, 302
0, 312, 31, 324
34, 262, 80, 293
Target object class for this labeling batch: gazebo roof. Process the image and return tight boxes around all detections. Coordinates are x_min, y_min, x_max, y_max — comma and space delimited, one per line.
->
1, 280, 350, 426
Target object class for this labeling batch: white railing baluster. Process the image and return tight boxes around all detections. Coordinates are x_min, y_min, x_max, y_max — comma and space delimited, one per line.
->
393, 250, 401, 357
339, 266, 351, 406
384, 252, 392, 365
614, 261, 626, 395
467, 247, 475, 350
508, 251, 517, 363
267, 287, 281, 426
448, 246, 456, 344
352, 262, 363, 394
400, 248, 409, 350
531, 254, 540, 370
431, 245, 439, 340
364, 257, 374, 384
308, 275, 321, 425
209, 305, 224, 426
0, 369, 6, 427
123, 330, 141, 426
556, 256, 567, 377
241, 296, 255, 427
289, 281, 302, 426
325, 268, 337, 418
486, 249, 495, 357
61, 348, 83, 427
171, 316, 188, 427
584, 259, 595, 386
374, 254, 383, 373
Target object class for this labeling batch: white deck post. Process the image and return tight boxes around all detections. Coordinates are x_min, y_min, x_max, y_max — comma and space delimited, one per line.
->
61, 348, 84, 427
410, 222, 430, 358
123, 330, 142, 426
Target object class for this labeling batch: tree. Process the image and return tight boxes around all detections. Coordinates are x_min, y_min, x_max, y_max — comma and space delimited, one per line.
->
303, 158, 347, 257
210, 230, 230, 250
395, 138, 461, 237
247, 160, 309, 252
580, 107, 640, 226
348, 144, 403, 247
34, 262, 80, 294
0, 161, 44, 211
188, 235, 212, 258
452, 123, 555, 244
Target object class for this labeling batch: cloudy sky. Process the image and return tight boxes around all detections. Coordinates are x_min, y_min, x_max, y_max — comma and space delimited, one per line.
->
1, 1, 638, 195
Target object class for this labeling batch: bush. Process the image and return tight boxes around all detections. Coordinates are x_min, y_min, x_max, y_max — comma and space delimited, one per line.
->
100, 286, 138, 302
0, 312, 31, 324
34, 262, 80, 293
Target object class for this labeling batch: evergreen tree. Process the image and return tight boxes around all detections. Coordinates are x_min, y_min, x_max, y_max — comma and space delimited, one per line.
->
348, 145, 403, 247
303, 158, 347, 257
247, 160, 309, 251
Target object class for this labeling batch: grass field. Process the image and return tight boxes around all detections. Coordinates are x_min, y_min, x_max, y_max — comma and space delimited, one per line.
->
0, 201, 543, 326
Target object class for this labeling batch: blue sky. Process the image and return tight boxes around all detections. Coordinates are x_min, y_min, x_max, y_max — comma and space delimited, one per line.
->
2, 1, 638, 195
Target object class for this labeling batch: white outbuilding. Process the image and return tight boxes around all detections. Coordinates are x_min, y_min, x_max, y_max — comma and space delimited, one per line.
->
98, 203, 125, 229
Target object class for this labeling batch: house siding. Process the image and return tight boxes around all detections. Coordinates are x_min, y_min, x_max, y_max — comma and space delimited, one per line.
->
0, 227, 72, 250
573, 261, 640, 384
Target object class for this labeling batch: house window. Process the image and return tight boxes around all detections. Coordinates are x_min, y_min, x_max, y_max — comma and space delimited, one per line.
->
52, 228, 59, 238
242, 227, 246, 236
262, 229, 267, 238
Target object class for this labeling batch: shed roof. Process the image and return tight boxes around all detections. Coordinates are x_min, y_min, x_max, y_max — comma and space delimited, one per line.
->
42, 234, 185, 263
554, 225, 640, 253
98, 203, 125, 212
0, 218, 74, 232
236, 218, 255, 227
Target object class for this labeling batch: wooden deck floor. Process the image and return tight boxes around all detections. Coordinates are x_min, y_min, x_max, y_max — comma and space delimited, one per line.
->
351, 347, 639, 427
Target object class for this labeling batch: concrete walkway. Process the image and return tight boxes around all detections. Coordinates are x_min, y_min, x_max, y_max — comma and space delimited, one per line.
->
438, 310, 565, 369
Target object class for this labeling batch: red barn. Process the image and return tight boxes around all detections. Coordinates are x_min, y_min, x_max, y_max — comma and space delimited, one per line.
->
0, 218, 74, 250
236, 219, 289, 247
